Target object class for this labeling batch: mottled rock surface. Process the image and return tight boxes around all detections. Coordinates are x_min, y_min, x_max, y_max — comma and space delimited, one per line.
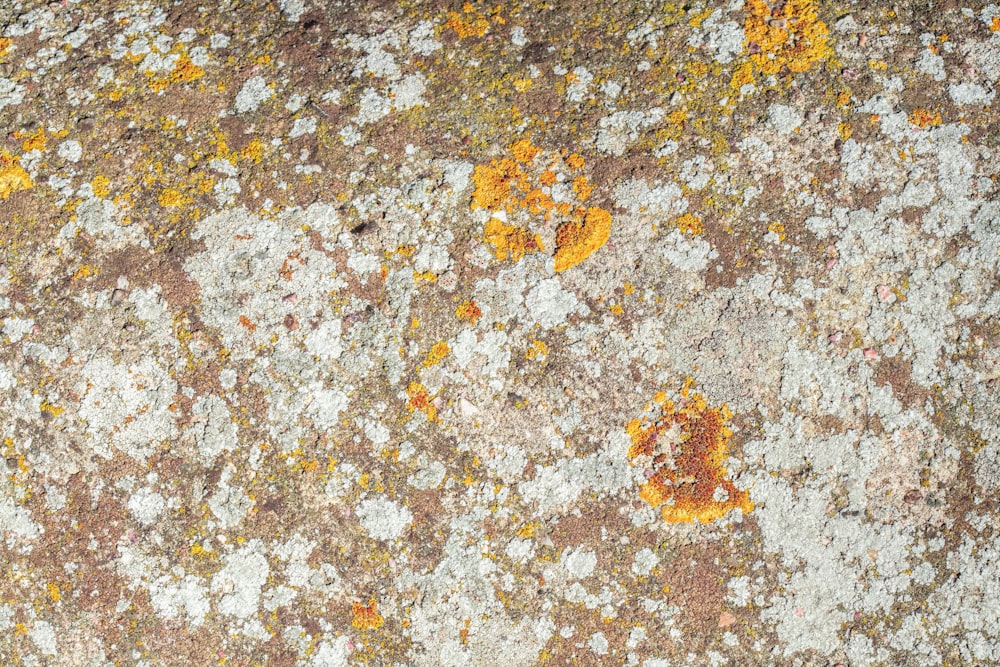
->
1, 0, 999, 665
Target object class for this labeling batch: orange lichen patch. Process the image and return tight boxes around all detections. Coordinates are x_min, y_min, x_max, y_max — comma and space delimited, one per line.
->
565, 153, 585, 171
169, 53, 205, 83
0, 151, 33, 199
158, 188, 189, 208
767, 221, 786, 240
241, 138, 265, 163
423, 341, 450, 367
470, 159, 527, 211
91, 175, 112, 198
46, 582, 61, 603
991, 16, 1000, 31
238, 315, 257, 332
730, 61, 755, 90
446, 3, 491, 38
483, 217, 544, 262
0, 38, 11, 56
525, 339, 548, 360
455, 300, 482, 325
743, 0, 832, 77
406, 381, 437, 421
510, 138, 541, 163
351, 599, 384, 630
908, 109, 943, 129
20, 127, 46, 153
523, 188, 555, 214
572, 175, 592, 201
553, 207, 612, 272
675, 213, 703, 235
627, 387, 753, 524
71, 265, 98, 280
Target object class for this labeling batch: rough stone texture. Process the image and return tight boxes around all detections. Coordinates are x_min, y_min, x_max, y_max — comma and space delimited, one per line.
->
1, 0, 999, 665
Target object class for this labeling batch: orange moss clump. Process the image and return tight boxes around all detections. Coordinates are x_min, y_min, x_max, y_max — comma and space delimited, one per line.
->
0, 151, 33, 199
908, 109, 943, 128
553, 207, 612, 272
455, 300, 482, 325
627, 385, 753, 524
743, 0, 831, 77
483, 217, 544, 262
351, 599, 384, 630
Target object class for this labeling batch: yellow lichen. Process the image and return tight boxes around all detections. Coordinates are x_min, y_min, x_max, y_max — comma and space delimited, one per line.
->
553, 207, 612, 272
675, 213, 703, 235
446, 2, 491, 38
169, 53, 204, 83
0, 151, 33, 199
510, 138, 541, 163
158, 188, 189, 208
525, 339, 548, 360
743, 0, 831, 77
91, 175, 112, 198
20, 127, 46, 153
471, 159, 526, 211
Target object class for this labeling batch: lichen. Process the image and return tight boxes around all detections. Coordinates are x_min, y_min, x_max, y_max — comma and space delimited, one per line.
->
627, 383, 753, 524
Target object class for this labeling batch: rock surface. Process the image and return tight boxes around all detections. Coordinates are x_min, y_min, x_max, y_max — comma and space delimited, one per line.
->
1, 0, 999, 665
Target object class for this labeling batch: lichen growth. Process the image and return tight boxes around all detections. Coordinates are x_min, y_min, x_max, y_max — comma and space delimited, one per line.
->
627, 384, 753, 524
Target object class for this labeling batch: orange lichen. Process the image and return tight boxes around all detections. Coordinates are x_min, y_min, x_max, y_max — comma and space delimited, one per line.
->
743, 0, 831, 77
553, 207, 612, 272
510, 138, 541, 163
627, 386, 753, 524
572, 175, 593, 201
471, 159, 526, 211
525, 339, 548, 360
351, 599, 384, 630
446, 3, 491, 38
483, 217, 544, 262
91, 175, 112, 198
473, 140, 610, 271
20, 127, 46, 153
908, 109, 943, 129
675, 213, 703, 235
169, 53, 204, 83
0, 151, 33, 199
406, 382, 437, 421
238, 315, 257, 332
455, 300, 482, 325
423, 341, 450, 367
158, 188, 189, 208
